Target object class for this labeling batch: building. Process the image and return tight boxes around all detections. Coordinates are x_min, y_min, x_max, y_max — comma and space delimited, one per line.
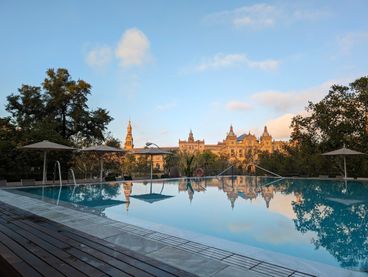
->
123, 121, 286, 171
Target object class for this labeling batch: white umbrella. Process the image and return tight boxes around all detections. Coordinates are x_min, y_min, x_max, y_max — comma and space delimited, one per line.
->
322, 146, 366, 179
80, 145, 125, 182
22, 140, 75, 184
132, 148, 172, 180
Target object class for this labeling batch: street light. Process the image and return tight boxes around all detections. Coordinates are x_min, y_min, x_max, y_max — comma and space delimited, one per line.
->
145, 142, 160, 148
146, 142, 159, 179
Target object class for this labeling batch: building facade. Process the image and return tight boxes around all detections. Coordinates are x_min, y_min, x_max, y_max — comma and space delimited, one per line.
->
124, 122, 286, 171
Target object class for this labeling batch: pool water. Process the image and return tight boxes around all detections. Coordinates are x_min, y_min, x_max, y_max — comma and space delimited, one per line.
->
13, 177, 368, 272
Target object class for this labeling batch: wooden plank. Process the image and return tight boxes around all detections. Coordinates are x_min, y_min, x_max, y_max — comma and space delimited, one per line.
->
0, 211, 123, 277
0, 231, 61, 277
0, 216, 88, 277
0, 202, 197, 277
14, 217, 149, 277
61, 229, 178, 277
0, 223, 68, 277
0, 241, 41, 277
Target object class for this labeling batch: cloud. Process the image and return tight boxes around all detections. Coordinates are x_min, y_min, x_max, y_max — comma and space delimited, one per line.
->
337, 31, 368, 55
226, 101, 251, 111
252, 80, 339, 113
115, 28, 151, 67
195, 53, 279, 72
85, 46, 113, 69
204, 4, 329, 29
266, 113, 294, 139
156, 101, 177, 111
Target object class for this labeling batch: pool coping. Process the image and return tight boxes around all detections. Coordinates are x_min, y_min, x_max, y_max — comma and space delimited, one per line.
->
0, 186, 366, 277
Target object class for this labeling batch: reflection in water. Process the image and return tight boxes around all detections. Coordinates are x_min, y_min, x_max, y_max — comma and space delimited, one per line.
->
14, 177, 368, 272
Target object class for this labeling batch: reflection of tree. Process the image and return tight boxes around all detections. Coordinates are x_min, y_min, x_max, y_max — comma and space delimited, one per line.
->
33, 183, 121, 216
282, 180, 368, 271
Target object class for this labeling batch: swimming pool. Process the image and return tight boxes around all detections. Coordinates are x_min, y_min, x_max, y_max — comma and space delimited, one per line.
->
11, 176, 368, 272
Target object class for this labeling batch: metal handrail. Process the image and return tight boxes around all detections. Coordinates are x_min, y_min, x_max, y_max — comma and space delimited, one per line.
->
254, 164, 282, 178
217, 165, 234, 177
69, 168, 77, 186
53, 161, 63, 206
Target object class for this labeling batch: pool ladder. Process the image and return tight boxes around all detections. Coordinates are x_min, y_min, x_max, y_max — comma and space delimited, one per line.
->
53, 162, 79, 205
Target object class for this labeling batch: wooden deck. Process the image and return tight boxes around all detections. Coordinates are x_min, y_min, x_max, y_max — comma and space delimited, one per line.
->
0, 202, 197, 277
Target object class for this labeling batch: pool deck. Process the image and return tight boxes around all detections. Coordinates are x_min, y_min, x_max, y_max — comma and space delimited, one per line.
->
0, 201, 195, 277
0, 188, 365, 277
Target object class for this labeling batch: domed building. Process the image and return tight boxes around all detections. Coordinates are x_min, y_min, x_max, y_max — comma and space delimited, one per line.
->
124, 122, 287, 173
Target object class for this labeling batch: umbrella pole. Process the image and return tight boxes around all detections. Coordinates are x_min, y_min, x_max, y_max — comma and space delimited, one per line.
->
100, 156, 104, 182
42, 151, 47, 185
150, 154, 153, 181
344, 156, 347, 179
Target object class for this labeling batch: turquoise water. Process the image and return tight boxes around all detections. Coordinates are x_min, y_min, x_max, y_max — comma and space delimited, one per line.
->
13, 177, 368, 272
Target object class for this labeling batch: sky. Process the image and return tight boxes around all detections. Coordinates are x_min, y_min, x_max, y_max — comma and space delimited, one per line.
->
0, 0, 367, 147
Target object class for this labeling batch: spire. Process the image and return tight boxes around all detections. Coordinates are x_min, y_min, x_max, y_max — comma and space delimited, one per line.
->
262, 126, 270, 137
188, 129, 194, 142
228, 125, 236, 137
124, 120, 134, 150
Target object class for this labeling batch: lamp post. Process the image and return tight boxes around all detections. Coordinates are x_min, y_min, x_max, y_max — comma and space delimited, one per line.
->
145, 142, 160, 180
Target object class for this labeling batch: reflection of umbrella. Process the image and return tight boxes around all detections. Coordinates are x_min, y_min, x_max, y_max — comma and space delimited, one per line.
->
81, 145, 125, 182
22, 140, 75, 184
130, 182, 173, 204
133, 148, 172, 180
322, 146, 366, 179
74, 199, 126, 209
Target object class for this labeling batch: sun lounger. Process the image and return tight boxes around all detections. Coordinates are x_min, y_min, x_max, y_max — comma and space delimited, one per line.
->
21, 179, 36, 186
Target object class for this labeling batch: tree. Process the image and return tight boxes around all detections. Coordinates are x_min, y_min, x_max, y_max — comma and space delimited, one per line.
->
0, 68, 115, 181
5, 68, 113, 145
259, 76, 368, 177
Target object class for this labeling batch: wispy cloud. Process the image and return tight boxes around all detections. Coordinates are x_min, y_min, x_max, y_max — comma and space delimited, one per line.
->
156, 101, 177, 111
116, 28, 152, 67
251, 80, 341, 113
85, 46, 113, 69
194, 53, 279, 72
204, 4, 330, 29
337, 31, 368, 55
226, 101, 251, 111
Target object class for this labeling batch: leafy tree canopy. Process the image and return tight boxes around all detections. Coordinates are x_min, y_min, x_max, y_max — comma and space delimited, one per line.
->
5, 68, 112, 146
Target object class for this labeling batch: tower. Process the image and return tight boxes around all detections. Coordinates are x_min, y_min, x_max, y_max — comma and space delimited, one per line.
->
260, 126, 272, 153
188, 130, 194, 142
124, 120, 134, 150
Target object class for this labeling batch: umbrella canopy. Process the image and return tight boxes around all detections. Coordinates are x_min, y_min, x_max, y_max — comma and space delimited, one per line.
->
321, 147, 365, 156
22, 140, 75, 184
132, 148, 172, 155
80, 145, 125, 182
133, 148, 172, 180
81, 145, 125, 153
322, 146, 366, 179
22, 140, 75, 151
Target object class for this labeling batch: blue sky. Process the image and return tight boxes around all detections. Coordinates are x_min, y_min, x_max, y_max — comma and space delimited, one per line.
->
0, 0, 367, 146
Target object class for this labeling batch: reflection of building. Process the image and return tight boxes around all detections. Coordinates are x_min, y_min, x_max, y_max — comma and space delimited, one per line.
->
261, 186, 274, 208
176, 176, 282, 208
123, 122, 287, 171
123, 182, 132, 211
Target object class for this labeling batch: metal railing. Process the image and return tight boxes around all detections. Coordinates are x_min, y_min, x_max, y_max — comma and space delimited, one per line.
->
217, 165, 234, 177
52, 161, 63, 206
254, 164, 283, 178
